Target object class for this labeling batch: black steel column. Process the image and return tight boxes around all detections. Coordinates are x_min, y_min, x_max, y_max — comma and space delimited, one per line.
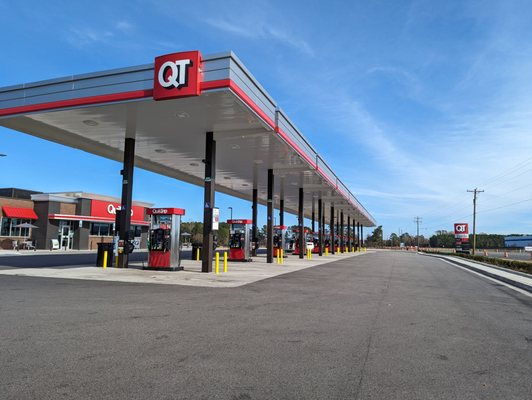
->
347, 215, 351, 252
202, 132, 216, 273
280, 199, 284, 226
336, 210, 340, 252
353, 217, 357, 251
322, 211, 325, 254
298, 187, 304, 259
311, 197, 315, 234
267, 169, 274, 264
117, 137, 135, 269
252, 188, 258, 257
340, 211, 344, 253
357, 222, 361, 250
318, 198, 323, 256
361, 225, 364, 247
330, 204, 335, 254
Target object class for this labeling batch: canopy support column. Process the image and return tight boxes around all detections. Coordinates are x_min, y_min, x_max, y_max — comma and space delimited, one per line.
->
267, 169, 274, 264
252, 188, 258, 257
311, 197, 315, 234
347, 215, 351, 252
117, 137, 135, 269
202, 131, 216, 273
330, 204, 335, 254
340, 211, 344, 253
357, 222, 361, 251
318, 198, 323, 256
298, 187, 304, 259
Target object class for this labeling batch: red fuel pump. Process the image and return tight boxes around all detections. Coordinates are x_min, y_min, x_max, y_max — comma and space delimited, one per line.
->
228, 219, 252, 262
293, 228, 311, 256
145, 208, 185, 270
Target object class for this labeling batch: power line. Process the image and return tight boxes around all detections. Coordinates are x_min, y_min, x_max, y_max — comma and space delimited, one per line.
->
467, 188, 484, 255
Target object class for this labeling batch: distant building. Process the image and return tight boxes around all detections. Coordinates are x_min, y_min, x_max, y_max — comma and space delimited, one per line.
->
504, 235, 532, 248
0, 188, 152, 250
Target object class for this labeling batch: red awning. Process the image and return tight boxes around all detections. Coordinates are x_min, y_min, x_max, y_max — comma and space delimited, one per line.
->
2, 206, 38, 220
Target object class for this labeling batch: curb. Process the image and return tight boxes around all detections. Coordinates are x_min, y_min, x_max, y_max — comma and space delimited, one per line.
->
422, 253, 532, 294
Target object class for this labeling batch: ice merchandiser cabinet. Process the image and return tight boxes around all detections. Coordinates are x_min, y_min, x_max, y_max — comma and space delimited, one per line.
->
145, 208, 185, 271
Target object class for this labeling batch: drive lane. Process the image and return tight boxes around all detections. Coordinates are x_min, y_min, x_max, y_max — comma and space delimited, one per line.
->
0, 251, 530, 399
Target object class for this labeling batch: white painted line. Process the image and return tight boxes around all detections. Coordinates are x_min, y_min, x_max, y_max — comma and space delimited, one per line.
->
438, 258, 532, 298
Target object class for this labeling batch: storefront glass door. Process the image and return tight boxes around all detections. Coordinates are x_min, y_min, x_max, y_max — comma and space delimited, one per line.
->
58, 221, 75, 250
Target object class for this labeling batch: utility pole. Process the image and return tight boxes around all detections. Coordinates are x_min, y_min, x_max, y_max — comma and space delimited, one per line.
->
467, 188, 484, 255
414, 217, 422, 249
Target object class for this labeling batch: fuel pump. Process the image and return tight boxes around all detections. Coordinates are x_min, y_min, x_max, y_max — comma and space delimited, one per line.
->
145, 208, 185, 271
293, 228, 311, 256
273, 225, 287, 257
228, 219, 252, 262
312, 232, 320, 254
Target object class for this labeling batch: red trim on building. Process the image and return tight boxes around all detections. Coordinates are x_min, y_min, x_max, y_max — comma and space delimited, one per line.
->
48, 214, 149, 226
2, 206, 38, 219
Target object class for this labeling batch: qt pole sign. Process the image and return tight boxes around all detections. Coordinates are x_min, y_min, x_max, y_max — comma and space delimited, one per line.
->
153, 51, 201, 100
454, 223, 470, 252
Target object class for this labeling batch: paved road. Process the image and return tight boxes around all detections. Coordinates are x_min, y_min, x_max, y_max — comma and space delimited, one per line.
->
1, 251, 530, 399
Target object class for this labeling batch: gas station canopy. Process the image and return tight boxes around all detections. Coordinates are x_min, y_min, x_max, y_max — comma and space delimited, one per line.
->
0, 50, 375, 227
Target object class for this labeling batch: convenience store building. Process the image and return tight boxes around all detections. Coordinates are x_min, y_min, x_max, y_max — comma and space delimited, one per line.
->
0, 188, 151, 250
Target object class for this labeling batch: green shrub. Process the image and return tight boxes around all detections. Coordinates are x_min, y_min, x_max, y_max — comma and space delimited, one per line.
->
421, 250, 532, 275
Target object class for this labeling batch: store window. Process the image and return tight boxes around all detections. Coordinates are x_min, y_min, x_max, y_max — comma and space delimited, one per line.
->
0, 218, 31, 237
90, 223, 112, 236
132, 225, 143, 237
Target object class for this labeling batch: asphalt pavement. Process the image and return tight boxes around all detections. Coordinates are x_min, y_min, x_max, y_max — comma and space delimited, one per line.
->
0, 251, 531, 399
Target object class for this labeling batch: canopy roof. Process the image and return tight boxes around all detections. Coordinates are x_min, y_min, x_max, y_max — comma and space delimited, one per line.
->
0, 51, 375, 227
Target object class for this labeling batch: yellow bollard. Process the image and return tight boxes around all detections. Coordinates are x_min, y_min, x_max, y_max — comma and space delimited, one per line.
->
277, 249, 280, 264
103, 250, 108, 269
223, 252, 228, 273
196, 247, 200, 261
325, 247, 329, 256
281, 248, 284, 264
215, 252, 220, 274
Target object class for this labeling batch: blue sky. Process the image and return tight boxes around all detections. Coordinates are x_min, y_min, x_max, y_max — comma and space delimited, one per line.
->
1, 0, 531, 238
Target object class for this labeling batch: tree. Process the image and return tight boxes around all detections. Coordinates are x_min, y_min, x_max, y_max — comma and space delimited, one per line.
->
389, 233, 399, 247
366, 226, 384, 247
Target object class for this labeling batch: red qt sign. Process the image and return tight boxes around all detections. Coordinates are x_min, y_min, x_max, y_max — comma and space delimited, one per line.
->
90, 200, 146, 223
153, 51, 201, 100
454, 223, 469, 235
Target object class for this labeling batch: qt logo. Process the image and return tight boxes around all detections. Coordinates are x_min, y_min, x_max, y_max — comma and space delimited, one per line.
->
157, 59, 192, 89
153, 51, 201, 100
455, 224, 468, 233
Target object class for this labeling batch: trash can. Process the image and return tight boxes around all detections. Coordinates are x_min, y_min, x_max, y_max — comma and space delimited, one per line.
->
191, 243, 202, 260
96, 242, 114, 267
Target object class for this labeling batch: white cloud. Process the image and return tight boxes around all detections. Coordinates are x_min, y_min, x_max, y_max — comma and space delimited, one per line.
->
204, 17, 314, 56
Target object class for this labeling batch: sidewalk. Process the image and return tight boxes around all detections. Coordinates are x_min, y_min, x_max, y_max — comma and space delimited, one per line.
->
423, 252, 532, 294
0, 250, 371, 288
0, 249, 99, 256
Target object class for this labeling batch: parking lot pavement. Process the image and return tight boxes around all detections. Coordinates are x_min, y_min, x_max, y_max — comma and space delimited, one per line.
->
0, 251, 369, 287
0, 251, 530, 400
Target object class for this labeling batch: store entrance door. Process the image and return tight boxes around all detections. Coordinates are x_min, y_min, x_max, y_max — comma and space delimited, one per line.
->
58, 221, 74, 250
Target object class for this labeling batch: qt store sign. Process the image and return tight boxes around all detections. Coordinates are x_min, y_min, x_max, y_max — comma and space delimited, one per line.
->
454, 223, 469, 239
153, 51, 201, 100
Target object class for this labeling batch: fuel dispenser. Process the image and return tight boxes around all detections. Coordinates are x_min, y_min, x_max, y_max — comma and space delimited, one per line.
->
312, 232, 320, 254
228, 219, 252, 262
293, 228, 311, 256
145, 208, 185, 271
273, 225, 287, 257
